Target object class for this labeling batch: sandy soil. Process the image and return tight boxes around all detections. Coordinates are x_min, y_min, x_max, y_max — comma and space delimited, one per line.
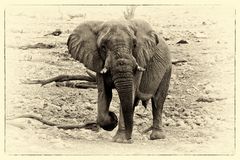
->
5, 6, 235, 155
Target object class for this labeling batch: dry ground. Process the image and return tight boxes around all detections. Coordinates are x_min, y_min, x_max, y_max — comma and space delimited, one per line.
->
5, 6, 235, 155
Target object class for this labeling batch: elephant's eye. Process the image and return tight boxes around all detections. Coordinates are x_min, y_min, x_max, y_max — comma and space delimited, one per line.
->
133, 43, 137, 48
101, 44, 107, 52
133, 38, 137, 48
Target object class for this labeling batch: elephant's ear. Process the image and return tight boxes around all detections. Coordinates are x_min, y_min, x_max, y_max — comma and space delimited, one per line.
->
129, 19, 160, 67
67, 21, 104, 72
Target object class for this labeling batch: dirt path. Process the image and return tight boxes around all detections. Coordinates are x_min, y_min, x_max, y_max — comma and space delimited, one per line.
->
5, 6, 235, 155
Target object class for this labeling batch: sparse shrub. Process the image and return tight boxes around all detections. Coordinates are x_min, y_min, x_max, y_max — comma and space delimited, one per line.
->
123, 6, 137, 20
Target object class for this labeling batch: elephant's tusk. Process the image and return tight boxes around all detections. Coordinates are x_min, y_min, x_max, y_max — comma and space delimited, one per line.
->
137, 66, 145, 72
100, 68, 108, 74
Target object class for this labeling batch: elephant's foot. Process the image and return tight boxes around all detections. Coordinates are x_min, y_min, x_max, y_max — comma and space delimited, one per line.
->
113, 130, 133, 144
150, 128, 165, 140
98, 111, 118, 131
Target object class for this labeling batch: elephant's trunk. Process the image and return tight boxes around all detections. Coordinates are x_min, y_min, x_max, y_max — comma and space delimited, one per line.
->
113, 72, 134, 140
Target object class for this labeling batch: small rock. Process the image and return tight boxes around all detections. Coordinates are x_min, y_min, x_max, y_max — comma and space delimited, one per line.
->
164, 118, 176, 126
186, 89, 192, 94
86, 106, 93, 110
54, 105, 62, 111
205, 90, 210, 94
164, 111, 171, 117
178, 107, 185, 113
173, 111, 179, 116
163, 37, 170, 41
84, 102, 91, 107
196, 96, 215, 103
90, 99, 97, 104
194, 119, 202, 126
202, 21, 207, 25
175, 103, 180, 108
42, 101, 48, 108
183, 111, 190, 117
216, 116, 222, 120
169, 106, 175, 111
176, 39, 188, 44
184, 119, 191, 124
167, 95, 173, 99
176, 120, 186, 127
209, 115, 215, 120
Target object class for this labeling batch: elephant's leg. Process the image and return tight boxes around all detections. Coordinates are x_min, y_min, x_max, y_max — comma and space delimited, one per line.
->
150, 68, 171, 140
96, 74, 117, 131
112, 106, 127, 142
113, 100, 137, 143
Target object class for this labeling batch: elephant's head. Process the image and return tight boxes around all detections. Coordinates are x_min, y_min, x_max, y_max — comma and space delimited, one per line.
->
67, 19, 159, 140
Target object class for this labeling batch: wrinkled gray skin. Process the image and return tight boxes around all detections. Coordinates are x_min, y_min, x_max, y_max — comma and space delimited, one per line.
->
67, 19, 171, 143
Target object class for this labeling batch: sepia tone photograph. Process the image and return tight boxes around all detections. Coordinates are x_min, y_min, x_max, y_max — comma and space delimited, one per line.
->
4, 4, 235, 155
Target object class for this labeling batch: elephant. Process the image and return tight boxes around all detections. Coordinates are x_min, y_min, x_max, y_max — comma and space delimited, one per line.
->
67, 19, 172, 143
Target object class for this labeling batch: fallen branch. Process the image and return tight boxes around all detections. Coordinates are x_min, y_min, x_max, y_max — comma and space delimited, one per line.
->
7, 114, 99, 131
86, 70, 96, 80
19, 43, 56, 50
56, 81, 97, 89
22, 74, 96, 86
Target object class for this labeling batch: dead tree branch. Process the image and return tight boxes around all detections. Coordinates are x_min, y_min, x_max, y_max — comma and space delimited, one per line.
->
22, 74, 96, 86
86, 70, 96, 80
7, 114, 99, 131
56, 81, 97, 89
